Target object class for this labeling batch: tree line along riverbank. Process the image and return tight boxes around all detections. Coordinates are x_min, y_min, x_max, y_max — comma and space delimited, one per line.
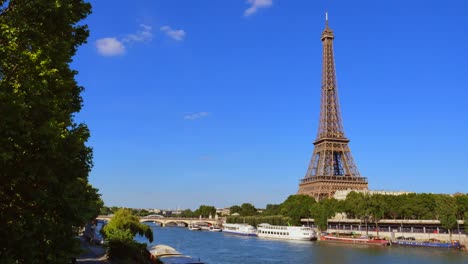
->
227, 192, 467, 238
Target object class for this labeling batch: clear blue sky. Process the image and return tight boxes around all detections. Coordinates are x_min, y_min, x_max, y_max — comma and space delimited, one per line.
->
72, 0, 468, 210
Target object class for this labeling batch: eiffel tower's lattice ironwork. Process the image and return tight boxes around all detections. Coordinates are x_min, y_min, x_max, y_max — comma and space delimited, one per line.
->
297, 14, 368, 200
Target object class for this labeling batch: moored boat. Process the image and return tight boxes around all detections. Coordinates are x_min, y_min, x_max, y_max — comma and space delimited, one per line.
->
199, 225, 211, 231
188, 224, 201, 231
209, 226, 222, 232
222, 223, 257, 236
148, 245, 205, 264
391, 239, 462, 249
320, 233, 390, 246
257, 223, 317, 241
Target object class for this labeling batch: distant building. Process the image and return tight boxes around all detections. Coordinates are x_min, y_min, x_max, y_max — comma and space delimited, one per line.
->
333, 189, 412, 200
172, 210, 182, 216
161, 210, 172, 216
216, 207, 231, 216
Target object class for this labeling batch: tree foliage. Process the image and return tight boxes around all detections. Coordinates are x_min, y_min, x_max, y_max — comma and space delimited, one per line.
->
194, 205, 216, 218
435, 195, 457, 238
101, 209, 153, 262
262, 204, 281, 216
464, 212, 468, 231
229, 192, 467, 231
240, 203, 257, 216
0, 1, 102, 262
230, 205, 241, 215
368, 194, 388, 235
454, 193, 468, 220
179, 209, 194, 218
279, 195, 315, 225
311, 198, 340, 230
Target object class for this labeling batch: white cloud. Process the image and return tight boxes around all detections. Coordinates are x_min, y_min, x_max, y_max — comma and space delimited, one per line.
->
184, 112, 209, 120
95, 38, 125, 56
244, 0, 273, 16
96, 24, 153, 56
160, 25, 186, 41
123, 24, 153, 43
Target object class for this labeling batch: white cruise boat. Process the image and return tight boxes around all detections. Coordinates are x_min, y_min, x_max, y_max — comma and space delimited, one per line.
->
209, 226, 222, 232
222, 223, 257, 236
188, 224, 201, 231
257, 223, 317, 241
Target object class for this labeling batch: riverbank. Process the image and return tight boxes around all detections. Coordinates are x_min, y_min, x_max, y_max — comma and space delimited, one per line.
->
76, 236, 110, 263
326, 228, 468, 245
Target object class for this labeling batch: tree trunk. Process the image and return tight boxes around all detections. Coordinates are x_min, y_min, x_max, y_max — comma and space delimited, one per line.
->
376, 221, 379, 236
365, 219, 368, 236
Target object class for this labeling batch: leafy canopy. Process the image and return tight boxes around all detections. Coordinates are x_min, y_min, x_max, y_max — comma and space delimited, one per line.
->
102, 208, 153, 242
0, 0, 101, 263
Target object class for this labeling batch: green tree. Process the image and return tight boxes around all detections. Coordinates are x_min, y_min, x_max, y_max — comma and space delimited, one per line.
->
344, 192, 372, 235
135, 209, 150, 217
413, 193, 436, 219
240, 203, 257, 216
230, 205, 241, 215
311, 198, 338, 230
280, 195, 316, 226
435, 195, 457, 240
102, 209, 153, 262
180, 209, 194, 218
263, 204, 281, 216
368, 194, 388, 236
464, 212, 468, 231
194, 205, 216, 218
454, 193, 468, 220
384, 195, 402, 220
100, 206, 113, 215
0, 1, 102, 263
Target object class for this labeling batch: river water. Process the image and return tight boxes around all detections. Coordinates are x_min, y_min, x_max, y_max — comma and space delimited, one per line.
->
135, 223, 467, 264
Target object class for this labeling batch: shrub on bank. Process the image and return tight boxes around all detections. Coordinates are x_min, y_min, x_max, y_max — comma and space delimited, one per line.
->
105, 236, 149, 263
101, 209, 153, 263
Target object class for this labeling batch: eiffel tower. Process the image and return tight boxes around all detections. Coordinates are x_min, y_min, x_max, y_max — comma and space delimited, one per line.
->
297, 13, 368, 200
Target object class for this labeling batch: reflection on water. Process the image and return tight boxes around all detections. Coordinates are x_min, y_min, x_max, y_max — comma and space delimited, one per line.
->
135, 223, 467, 264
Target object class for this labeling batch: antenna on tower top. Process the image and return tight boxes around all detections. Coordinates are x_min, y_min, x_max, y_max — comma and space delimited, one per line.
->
325, 11, 329, 28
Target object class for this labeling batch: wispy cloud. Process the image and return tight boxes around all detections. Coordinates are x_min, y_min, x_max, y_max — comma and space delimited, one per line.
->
160, 25, 186, 41
184, 112, 209, 120
244, 0, 273, 16
123, 24, 153, 43
96, 24, 153, 56
95, 38, 125, 56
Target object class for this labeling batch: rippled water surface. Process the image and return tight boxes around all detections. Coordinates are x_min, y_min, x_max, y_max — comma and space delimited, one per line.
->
135, 223, 467, 264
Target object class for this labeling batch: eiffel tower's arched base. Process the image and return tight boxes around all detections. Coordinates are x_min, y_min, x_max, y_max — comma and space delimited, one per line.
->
297, 176, 368, 201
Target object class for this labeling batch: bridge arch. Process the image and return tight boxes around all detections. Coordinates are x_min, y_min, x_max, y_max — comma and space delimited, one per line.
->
140, 219, 165, 226
192, 221, 214, 226
164, 221, 190, 227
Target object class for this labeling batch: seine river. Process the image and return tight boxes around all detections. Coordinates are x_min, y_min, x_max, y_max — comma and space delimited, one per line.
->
135, 223, 467, 264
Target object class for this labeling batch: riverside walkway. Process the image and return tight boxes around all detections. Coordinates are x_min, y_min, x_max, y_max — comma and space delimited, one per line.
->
76, 236, 110, 264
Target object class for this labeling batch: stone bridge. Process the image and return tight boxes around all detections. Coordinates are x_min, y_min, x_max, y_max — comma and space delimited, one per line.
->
96, 215, 221, 227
